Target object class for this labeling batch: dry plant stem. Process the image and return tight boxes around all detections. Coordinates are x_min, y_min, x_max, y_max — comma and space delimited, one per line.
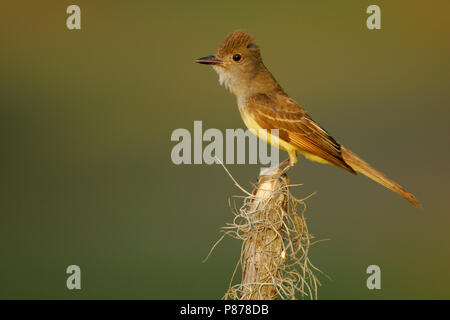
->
218, 165, 321, 300
241, 168, 289, 300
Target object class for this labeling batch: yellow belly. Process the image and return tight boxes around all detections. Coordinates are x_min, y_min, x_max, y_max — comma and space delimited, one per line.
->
240, 109, 332, 165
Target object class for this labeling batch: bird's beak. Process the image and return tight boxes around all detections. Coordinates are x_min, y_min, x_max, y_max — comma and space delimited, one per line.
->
195, 55, 224, 65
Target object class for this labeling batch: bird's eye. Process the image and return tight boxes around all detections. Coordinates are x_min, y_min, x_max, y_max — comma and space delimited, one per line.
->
232, 54, 242, 62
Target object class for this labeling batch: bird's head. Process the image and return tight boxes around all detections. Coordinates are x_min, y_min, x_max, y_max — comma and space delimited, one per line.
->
196, 31, 264, 96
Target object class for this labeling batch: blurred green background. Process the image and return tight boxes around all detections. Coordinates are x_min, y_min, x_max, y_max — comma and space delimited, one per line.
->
0, 0, 449, 299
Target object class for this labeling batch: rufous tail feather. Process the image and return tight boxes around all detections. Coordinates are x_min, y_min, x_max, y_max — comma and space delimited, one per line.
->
341, 146, 421, 208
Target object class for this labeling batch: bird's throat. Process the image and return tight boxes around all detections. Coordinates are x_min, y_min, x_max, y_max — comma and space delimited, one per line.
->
213, 64, 282, 100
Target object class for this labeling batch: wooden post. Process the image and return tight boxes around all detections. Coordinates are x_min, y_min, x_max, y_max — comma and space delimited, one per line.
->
219, 165, 319, 300
240, 167, 289, 300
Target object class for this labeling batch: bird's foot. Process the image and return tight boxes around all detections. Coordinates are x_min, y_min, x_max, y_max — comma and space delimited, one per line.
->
280, 163, 294, 176
277, 158, 294, 176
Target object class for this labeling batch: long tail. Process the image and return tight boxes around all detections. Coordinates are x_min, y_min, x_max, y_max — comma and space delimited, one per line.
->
341, 146, 421, 208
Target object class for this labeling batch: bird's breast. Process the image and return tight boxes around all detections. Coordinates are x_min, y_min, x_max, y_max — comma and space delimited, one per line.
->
237, 102, 294, 153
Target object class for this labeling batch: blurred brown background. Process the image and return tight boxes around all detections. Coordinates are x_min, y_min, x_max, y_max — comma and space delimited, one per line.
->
0, 0, 449, 299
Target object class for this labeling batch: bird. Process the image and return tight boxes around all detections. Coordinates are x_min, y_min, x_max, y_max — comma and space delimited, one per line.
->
195, 31, 421, 208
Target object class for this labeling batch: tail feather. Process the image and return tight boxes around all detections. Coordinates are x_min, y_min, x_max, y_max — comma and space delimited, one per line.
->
341, 146, 421, 208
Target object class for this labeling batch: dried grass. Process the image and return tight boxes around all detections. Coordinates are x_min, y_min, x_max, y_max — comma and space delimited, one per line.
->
205, 163, 325, 300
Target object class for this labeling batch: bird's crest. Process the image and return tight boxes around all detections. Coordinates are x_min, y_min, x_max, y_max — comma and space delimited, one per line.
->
217, 31, 257, 56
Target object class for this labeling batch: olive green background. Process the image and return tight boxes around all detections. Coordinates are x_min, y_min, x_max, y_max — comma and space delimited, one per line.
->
0, 0, 449, 299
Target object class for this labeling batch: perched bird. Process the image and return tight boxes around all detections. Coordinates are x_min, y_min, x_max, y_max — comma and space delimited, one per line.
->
196, 31, 421, 208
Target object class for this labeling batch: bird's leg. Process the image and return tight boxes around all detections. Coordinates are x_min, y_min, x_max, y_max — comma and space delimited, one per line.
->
280, 150, 298, 176
278, 158, 290, 168
280, 163, 294, 176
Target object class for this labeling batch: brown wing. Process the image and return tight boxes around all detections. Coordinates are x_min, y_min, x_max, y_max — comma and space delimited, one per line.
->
246, 93, 355, 173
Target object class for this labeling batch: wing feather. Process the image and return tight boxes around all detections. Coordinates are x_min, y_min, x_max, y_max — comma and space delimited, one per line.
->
246, 93, 355, 173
